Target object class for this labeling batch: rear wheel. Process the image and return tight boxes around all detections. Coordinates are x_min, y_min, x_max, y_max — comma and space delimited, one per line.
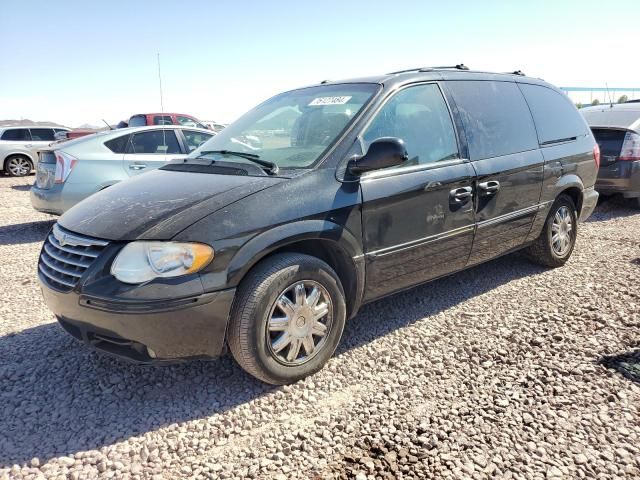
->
4, 155, 33, 177
228, 253, 346, 384
526, 194, 577, 267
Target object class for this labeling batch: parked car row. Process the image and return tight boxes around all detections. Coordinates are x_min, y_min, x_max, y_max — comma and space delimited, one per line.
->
35, 66, 603, 384
30, 126, 214, 214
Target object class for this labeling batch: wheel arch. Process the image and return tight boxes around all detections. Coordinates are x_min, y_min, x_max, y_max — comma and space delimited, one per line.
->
226, 220, 365, 319
2, 152, 35, 170
554, 174, 584, 213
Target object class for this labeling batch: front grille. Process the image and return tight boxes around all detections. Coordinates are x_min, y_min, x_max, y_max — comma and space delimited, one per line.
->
38, 224, 109, 291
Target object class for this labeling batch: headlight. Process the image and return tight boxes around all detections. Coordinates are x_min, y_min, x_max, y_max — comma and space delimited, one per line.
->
111, 242, 214, 284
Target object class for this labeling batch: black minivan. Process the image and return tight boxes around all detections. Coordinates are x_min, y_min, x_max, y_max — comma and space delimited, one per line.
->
38, 66, 600, 384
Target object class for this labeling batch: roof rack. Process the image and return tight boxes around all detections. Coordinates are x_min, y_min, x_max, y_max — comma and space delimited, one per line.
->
388, 64, 469, 74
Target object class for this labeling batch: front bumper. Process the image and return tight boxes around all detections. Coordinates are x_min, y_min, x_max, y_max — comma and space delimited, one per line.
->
40, 279, 236, 363
578, 186, 599, 222
595, 160, 640, 198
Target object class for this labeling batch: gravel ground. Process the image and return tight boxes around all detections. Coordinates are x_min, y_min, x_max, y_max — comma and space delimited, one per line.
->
1, 174, 639, 480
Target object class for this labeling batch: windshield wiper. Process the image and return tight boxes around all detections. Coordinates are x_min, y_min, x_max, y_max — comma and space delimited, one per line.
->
198, 150, 279, 175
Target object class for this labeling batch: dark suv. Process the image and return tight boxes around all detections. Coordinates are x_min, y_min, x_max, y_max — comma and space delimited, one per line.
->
38, 66, 599, 384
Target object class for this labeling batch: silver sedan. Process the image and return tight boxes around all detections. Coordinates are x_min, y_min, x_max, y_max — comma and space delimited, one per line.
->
30, 125, 214, 214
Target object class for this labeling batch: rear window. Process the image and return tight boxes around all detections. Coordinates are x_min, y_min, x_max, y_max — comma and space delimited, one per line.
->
128, 115, 147, 127
591, 128, 626, 158
104, 134, 131, 153
1, 128, 30, 141
446, 81, 538, 160
519, 84, 588, 144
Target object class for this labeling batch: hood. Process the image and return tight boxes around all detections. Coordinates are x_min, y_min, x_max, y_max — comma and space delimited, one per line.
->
58, 169, 284, 240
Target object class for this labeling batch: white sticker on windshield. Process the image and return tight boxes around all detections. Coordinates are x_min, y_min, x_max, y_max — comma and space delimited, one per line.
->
308, 96, 352, 106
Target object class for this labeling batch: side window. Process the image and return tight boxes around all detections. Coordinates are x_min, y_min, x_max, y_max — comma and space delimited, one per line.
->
1, 128, 30, 141
519, 84, 588, 144
446, 81, 538, 160
153, 115, 173, 125
127, 130, 181, 154
362, 83, 459, 166
177, 115, 198, 127
29, 128, 56, 141
104, 134, 130, 153
128, 115, 147, 127
182, 130, 213, 153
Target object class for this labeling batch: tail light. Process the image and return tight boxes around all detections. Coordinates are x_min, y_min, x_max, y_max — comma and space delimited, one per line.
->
54, 151, 78, 184
593, 143, 600, 169
619, 131, 640, 161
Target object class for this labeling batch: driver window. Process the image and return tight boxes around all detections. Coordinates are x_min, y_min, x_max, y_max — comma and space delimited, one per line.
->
362, 84, 459, 166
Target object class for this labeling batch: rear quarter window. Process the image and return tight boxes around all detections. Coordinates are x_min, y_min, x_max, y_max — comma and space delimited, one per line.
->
104, 134, 131, 153
519, 84, 588, 144
446, 81, 538, 160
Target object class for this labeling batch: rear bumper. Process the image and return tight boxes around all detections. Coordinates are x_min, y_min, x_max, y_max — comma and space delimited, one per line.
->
595, 160, 640, 197
30, 183, 98, 215
579, 186, 599, 222
40, 279, 236, 363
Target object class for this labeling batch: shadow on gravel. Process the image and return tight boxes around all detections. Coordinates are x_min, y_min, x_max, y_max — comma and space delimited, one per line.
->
10, 184, 32, 192
0, 253, 545, 466
599, 349, 640, 384
0, 219, 55, 245
586, 196, 639, 223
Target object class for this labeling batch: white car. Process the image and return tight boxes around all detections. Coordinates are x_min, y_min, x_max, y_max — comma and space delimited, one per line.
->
0, 126, 71, 176
30, 125, 214, 214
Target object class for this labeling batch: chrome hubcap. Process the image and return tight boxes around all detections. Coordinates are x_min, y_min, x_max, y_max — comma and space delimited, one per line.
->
7, 157, 31, 176
551, 206, 573, 256
266, 280, 332, 365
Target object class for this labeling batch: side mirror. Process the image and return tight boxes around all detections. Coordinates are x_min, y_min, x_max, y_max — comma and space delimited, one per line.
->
348, 137, 408, 175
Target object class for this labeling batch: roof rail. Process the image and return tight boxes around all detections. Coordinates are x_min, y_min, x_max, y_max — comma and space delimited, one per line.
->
388, 64, 469, 74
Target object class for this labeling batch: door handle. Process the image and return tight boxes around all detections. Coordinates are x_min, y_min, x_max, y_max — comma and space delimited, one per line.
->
129, 164, 147, 170
450, 186, 472, 202
478, 180, 500, 195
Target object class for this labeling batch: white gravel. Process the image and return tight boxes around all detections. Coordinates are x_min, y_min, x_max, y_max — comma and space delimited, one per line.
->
1, 174, 639, 479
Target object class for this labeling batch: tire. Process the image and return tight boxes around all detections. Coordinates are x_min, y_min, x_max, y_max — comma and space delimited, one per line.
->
4, 155, 33, 177
526, 194, 577, 267
228, 253, 346, 384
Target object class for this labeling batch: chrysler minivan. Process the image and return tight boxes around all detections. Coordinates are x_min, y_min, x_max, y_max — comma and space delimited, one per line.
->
38, 66, 599, 384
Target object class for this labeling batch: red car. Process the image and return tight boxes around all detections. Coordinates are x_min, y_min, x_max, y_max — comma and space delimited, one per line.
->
127, 113, 209, 129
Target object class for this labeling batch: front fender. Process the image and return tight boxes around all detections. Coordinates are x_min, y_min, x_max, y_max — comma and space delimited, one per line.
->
226, 219, 363, 287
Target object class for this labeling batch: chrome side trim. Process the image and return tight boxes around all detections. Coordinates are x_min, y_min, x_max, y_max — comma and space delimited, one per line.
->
476, 205, 539, 229
366, 224, 474, 259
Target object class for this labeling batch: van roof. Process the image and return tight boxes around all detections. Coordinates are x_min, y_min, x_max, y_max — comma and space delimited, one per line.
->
319, 66, 552, 91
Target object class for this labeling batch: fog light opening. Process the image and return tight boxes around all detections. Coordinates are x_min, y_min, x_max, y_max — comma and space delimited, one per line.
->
147, 347, 157, 359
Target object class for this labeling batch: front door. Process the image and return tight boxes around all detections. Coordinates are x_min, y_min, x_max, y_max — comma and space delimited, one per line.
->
359, 83, 477, 301
123, 129, 184, 176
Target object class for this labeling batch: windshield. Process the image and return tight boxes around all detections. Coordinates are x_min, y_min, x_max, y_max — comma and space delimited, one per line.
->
190, 83, 378, 169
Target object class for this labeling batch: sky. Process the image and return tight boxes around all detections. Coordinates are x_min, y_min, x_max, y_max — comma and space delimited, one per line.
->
1, 0, 638, 127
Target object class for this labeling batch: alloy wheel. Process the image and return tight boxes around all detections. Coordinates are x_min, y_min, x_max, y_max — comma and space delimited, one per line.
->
7, 157, 31, 177
266, 280, 333, 366
551, 206, 573, 256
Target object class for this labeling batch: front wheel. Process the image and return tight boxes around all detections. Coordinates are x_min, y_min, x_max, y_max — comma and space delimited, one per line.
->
526, 194, 577, 267
5, 156, 33, 177
227, 253, 346, 384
